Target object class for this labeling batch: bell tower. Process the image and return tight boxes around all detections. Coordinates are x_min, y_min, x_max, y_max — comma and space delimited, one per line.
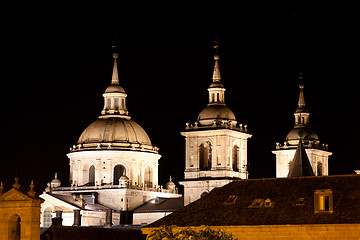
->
272, 73, 332, 177
179, 42, 251, 206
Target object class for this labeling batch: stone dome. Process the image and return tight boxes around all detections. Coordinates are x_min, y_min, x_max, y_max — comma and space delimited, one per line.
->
286, 127, 319, 145
105, 84, 125, 93
76, 117, 154, 151
51, 173, 61, 188
197, 105, 236, 125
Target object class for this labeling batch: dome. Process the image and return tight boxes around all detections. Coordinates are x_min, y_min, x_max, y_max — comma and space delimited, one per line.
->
197, 105, 236, 125
77, 117, 152, 148
286, 127, 319, 145
51, 173, 61, 188
105, 84, 125, 93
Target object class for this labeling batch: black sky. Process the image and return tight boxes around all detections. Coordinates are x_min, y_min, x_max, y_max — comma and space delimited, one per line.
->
1, 6, 359, 193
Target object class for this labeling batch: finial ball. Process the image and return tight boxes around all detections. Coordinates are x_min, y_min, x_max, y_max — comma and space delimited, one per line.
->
214, 54, 219, 61
299, 84, 304, 89
112, 52, 119, 59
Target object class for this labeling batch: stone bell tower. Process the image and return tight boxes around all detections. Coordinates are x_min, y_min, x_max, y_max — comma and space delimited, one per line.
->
272, 73, 332, 177
180, 42, 251, 206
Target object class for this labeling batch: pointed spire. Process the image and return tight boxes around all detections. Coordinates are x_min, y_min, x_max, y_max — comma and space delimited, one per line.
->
287, 140, 315, 177
296, 72, 307, 112
111, 41, 120, 85
212, 40, 221, 82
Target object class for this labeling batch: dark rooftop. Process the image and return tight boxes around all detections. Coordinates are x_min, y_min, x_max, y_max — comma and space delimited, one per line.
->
288, 140, 315, 177
148, 174, 360, 227
40, 225, 146, 240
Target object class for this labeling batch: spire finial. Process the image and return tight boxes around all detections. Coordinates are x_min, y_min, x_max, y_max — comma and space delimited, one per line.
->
0, 182, 3, 195
28, 180, 36, 198
212, 39, 221, 82
111, 39, 120, 85
13, 177, 21, 189
297, 72, 306, 109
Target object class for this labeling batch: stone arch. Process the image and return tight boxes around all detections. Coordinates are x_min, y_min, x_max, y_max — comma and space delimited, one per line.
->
317, 162, 323, 176
199, 140, 212, 171
89, 165, 95, 186
43, 207, 52, 227
200, 191, 209, 198
144, 165, 153, 188
8, 214, 21, 240
232, 144, 240, 171
113, 164, 126, 185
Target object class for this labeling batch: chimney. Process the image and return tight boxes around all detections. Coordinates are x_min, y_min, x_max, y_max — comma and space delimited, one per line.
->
73, 209, 81, 226
52, 211, 63, 226
104, 209, 112, 227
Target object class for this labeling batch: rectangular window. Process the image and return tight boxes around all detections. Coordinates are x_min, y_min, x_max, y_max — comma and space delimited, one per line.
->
314, 189, 333, 213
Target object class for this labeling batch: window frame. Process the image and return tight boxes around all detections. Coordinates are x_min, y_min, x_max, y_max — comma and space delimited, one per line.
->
314, 189, 333, 213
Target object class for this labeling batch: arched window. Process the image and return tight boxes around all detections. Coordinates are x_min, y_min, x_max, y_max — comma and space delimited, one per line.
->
8, 214, 21, 240
43, 208, 52, 227
113, 165, 126, 185
317, 162, 323, 176
144, 165, 153, 188
232, 145, 239, 171
89, 165, 95, 186
199, 141, 212, 170
201, 191, 209, 198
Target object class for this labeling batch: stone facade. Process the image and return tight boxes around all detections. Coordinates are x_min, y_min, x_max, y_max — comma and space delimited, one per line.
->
0, 180, 43, 240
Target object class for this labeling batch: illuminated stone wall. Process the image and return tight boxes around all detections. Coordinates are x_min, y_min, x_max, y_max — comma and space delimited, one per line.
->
67, 150, 160, 188
273, 148, 331, 177
180, 129, 251, 205
143, 224, 360, 239
0, 188, 43, 240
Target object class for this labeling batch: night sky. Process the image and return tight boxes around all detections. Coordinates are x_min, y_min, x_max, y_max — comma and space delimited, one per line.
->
1, 6, 359, 194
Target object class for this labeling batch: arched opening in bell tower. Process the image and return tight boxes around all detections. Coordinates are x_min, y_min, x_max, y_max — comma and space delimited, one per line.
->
232, 145, 239, 171
199, 141, 212, 171
8, 214, 21, 240
144, 165, 153, 188
317, 162, 323, 176
89, 165, 95, 186
113, 164, 126, 185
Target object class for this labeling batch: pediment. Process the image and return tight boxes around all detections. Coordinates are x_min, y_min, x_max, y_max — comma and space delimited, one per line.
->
0, 188, 32, 201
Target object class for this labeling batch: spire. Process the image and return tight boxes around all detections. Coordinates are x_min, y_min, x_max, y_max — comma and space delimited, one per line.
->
293, 72, 310, 128
111, 41, 120, 85
100, 42, 129, 118
287, 140, 315, 177
207, 40, 226, 105
212, 40, 221, 82
296, 72, 306, 111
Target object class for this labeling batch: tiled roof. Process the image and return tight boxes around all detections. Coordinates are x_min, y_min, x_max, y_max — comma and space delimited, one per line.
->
133, 197, 183, 213
149, 175, 360, 227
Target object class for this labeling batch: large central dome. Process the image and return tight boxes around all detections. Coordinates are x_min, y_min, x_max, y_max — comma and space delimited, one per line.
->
78, 118, 152, 146
70, 51, 158, 154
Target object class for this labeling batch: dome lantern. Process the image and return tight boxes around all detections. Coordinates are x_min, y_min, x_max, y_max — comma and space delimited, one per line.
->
197, 40, 237, 127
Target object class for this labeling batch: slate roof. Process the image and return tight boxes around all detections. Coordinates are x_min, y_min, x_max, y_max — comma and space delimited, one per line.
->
148, 174, 360, 227
133, 197, 184, 213
48, 193, 110, 211
288, 140, 315, 177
